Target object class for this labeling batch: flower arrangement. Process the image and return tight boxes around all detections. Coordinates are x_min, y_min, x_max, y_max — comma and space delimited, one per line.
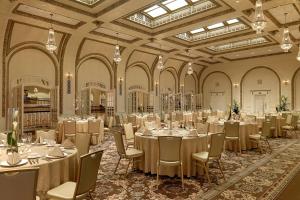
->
232, 100, 240, 115
7, 108, 19, 153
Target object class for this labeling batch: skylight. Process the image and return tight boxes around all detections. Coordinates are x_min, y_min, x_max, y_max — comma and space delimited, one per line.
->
144, 5, 167, 18
162, 0, 188, 11
74, 0, 101, 6
227, 18, 239, 24
190, 28, 205, 34
207, 22, 224, 30
190, 0, 200, 2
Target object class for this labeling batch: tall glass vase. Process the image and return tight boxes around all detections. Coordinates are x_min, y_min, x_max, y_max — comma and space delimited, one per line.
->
6, 108, 19, 153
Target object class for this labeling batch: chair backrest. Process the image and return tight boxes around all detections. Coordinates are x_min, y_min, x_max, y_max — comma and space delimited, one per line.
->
157, 136, 182, 162
115, 115, 121, 126
224, 122, 239, 138
0, 168, 39, 200
113, 131, 126, 156
75, 133, 91, 157
270, 116, 277, 127
63, 120, 76, 134
196, 123, 208, 134
175, 112, 183, 121
75, 150, 103, 198
291, 115, 299, 127
282, 113, 288, 120
261, 121, 271, 137
122, 114, 128, 124
127, 115, 136, 125
124, 123, 134, 140
88, 120, 100, 134
108, 116, 114, 128
286, 114, 292, 125
209, 133, 225, 158
36, 130, 56, 142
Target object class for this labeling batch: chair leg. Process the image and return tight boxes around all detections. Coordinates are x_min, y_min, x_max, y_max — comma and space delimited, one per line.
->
156, 163, 160, 188
217, 160, 225, 180
239, 139, 242, 154
265, 139, 272, 153
203, 162, 211, 184
114, 157, 121, 174
180, 163, 184, 189
125, 159, 132, 175
258, 140, 263, 154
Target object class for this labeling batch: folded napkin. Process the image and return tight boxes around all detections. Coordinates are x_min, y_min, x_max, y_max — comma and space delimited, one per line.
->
189, 129, 198, 136
62, 138, 74, 148
48, 146, 64, 157
7, 152, 21, 165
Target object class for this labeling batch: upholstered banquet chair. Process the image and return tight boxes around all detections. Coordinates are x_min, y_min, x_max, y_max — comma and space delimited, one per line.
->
123, 123, 135, 148
88, 119, 101, 145
192, 133, 225, 184
0, 168, 39, 200
196, 123, 209, 135
249, 121, 272, 153
157, 136, 184, 188
36, 129, 56, 143
75, 133, 91, 158
63, 120, 76, 141
282, 115, 299, 138
47, 150, 104, 200
113, 132, 143, 175
224, 122, 241, 155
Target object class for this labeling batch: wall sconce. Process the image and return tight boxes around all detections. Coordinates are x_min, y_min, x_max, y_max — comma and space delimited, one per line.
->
66, 72, 73, 94
155, 81, 159, 96
233, 83, 239, 88
119, 77, 123, 95
282, 80, 289, 85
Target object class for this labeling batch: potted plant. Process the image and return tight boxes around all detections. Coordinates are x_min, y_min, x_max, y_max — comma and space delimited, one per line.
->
276, 95, 289, 112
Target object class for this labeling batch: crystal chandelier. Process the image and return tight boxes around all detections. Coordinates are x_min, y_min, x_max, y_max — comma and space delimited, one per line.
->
251, 0, 266, 34
187, 62, 193, 75
157, 44, 165, 70
113, 33, 122, 64
280, 13, 292, 53
157, 55, 164, 70
297, 44, 300, 61
45, 13, 57, 53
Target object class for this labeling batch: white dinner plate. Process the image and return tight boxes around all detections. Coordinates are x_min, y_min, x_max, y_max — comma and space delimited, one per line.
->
46, 152, 68, 159
0, 159, 28, 167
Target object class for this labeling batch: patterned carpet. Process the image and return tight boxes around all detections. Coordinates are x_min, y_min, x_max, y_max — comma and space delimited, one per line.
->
90, 130, 300, 200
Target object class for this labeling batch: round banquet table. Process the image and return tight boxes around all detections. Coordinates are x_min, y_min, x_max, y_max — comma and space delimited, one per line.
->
209, 121, 259, 150
0, 145, 77, 199
135, 129, 208, 177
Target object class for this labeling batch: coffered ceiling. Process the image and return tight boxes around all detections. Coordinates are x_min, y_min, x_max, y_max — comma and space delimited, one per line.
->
4, 0, 300, 66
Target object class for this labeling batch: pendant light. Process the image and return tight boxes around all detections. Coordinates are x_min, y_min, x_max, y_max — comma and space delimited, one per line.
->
45, 13, 57, 53
186, 49, 193, 75
113, 33, 122, 64
252, 0, 266, 34
280, 13, 292, 52
156, 44, 164, 70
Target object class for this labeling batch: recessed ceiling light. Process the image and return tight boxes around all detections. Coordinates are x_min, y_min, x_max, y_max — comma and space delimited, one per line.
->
227, 18, 239, 24
144, 5, 167, 18
207, 22, 224, 30
190, 28, 205, 34
235, 0, 240, 3
162, 0, 188, 11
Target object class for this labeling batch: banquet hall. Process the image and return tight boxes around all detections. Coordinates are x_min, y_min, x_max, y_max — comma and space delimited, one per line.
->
0, 0, 300, 199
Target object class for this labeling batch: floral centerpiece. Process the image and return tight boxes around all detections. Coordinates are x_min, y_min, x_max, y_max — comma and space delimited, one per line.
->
231, 100, 240, 120
7, 108, 19, 153
276, 95, 289, 112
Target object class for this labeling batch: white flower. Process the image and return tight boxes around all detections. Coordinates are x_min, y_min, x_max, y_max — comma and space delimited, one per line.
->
13, 110, 19, 120
12, 121, 18, 130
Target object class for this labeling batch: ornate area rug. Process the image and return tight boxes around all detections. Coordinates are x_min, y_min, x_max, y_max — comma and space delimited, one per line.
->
91, 132, 300, 200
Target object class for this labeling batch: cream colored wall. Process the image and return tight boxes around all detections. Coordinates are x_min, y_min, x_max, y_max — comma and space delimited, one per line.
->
184, 75, 196, 94
126, 66, 149, 90
202, 72, 231, 110
77, 58, 111, 91
160, 70, 176, 93
200, 52, 299, 112
294, 69, 300, 111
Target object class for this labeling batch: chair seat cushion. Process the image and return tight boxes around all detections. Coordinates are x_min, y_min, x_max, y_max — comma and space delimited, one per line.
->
192, 151, 208, 162
47, 182, 76, 200
282, 126, 294, 130
249, 134, 261, 140
126, 148, 143, 158
159, 160, 181, 166
127, 139, 134, 145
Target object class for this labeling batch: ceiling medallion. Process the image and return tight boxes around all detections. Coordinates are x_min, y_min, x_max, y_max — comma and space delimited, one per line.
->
280, 13, 292, 53
45, 13, 57, 53
113, 33, 122, 64
251, 0, 266, 34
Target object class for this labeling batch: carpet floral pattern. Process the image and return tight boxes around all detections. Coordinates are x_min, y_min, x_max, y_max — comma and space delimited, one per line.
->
91, 131, 300, 200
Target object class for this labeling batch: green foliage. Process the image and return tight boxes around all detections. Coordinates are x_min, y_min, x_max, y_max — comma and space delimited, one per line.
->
276, 95, 289, 112
232, 100, 240, 115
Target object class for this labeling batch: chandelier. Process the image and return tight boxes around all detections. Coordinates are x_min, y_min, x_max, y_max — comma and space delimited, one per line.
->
251, 0, 266, 34
280, 13, 292, 52
157, 44, 165, 70
45, 13, 57, 53
187, 62, 193, 75
297, 44, 300, 61
113, 33, 122, 64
